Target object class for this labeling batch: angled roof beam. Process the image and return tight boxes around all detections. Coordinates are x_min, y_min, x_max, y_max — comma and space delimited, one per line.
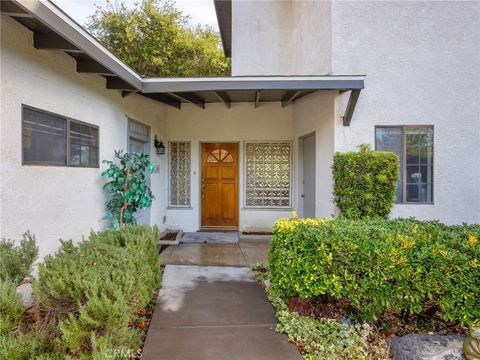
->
77, 59, 114, 75
0, 1, 33, 17
141, 93, 181, 109
122, 91, 138, 98
281, 90, 301, 107
168, 92, 205, 109
14, 0, 143, 89
214, 91, 231, 109
255, 91, 261, 108
343, 89, 361, 126
34, 32, 82, 52
106, 77, 137, 91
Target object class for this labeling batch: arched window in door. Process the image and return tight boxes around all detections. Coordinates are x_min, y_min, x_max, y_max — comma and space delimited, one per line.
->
206, 148, 234, 163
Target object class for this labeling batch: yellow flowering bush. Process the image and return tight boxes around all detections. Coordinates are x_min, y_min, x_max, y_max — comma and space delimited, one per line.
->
269, 217, 480, 326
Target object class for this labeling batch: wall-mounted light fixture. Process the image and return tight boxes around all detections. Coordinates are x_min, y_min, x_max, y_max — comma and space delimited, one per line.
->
154, 135, 165, 155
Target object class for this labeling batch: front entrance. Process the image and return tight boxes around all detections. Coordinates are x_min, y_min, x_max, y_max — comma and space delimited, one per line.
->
201, 143, 239, 228
301, 133, 316, 218
128, 118, 151, 225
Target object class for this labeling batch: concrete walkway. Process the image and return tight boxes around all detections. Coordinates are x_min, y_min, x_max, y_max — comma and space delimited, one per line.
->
160, 239, 271, 267
142, 264, 302, 360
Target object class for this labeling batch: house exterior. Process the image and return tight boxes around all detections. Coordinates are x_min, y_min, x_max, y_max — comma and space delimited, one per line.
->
0, 0, 479, 258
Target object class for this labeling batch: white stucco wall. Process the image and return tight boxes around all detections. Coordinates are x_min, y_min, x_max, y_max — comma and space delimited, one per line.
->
0, 16, 168, 258
231, 0, 480, 224
231, 0, 332, 76
331, 1, 480, 224
293, 91, 336, 218
165, 102, 295, 232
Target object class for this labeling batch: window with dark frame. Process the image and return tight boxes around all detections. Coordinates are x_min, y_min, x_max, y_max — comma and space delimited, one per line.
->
22, 106, 99, 168
375, 126, 433, 204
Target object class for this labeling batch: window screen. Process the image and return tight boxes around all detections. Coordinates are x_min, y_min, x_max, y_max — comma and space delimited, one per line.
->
22, 107, 67, 165
245, 142, 291, 208
375, 126, 433, 204
22, 106, 99, 168
69, 121, 99, 167
169, 142, 191, 207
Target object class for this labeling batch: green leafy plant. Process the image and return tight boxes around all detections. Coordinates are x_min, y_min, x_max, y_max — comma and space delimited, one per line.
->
333, 144, 399, 219
0, 278, 24, 334
88, 0, 231, 77
252, 266, 389, 359
269, 217, 480, 326
31, 226, 161, 357
102, 150, 154, 228
0, 332, 55, 360
0, 232, 38, 283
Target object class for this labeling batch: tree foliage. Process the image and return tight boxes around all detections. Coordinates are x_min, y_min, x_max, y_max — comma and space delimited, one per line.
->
102, 150, 154, 228
88, 0, 231, 77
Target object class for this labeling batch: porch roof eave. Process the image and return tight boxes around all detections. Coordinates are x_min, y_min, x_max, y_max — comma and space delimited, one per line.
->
139, 75, 365, 125
140, 75, 365, 93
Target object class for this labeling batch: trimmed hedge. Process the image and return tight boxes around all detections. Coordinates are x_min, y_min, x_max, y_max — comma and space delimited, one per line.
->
269, 218, 480, 326
1, 226, 161, 359
333, 144, 399, 219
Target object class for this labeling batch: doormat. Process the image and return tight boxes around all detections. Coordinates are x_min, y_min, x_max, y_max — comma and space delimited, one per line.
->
181, 232, 239, 244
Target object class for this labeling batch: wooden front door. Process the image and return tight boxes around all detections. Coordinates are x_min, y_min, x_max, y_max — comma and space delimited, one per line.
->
201, 143, 238, 227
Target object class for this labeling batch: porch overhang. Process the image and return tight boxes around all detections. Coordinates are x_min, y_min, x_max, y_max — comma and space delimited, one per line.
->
139, 76, 365, 125
2, 0, 365, 125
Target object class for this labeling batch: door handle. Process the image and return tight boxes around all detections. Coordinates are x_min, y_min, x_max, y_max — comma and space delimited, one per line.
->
201, 178, 205, 198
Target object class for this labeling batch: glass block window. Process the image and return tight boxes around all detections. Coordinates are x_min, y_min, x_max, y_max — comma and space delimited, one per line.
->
376, 126, 433, 203
22, 106, 99, 167
169, 142, 191, 207
245, 141, 291, 208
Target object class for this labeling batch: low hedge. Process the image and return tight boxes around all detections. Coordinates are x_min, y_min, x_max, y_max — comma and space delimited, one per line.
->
333, 144, 399, 219
1, 226, 161, 360
269, 218, 480, 326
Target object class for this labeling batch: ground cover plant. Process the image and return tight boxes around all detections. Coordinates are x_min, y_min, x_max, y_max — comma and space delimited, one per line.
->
269, 218, 480, 334
0, 226, 161, 359
251, 264, 389, 359
0, 234, 38, 336
333, 144, 399, 219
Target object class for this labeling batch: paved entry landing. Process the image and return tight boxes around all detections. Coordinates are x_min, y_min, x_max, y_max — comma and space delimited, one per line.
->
181, 231, 239, 244
142, 265, 302, 360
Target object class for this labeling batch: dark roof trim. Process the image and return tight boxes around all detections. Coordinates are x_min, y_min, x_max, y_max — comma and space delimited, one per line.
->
3, 1, 365, 124
213, 0, 232, 57
12, 0, 143, 89
141, 76, 365, 93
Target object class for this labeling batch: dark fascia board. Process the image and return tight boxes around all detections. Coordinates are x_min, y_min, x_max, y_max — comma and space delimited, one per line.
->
12, 0, 143, 90
141, 76, 365, 93
213, 0, 232, 57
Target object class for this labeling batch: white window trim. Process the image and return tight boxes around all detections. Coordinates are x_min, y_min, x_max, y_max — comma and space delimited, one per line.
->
243, 140, 293, 210
168, 141, 191, 208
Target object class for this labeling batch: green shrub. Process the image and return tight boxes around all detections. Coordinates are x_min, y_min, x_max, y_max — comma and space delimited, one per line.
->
333, 144, 399, 218
269, 218, 480, 326
0, 332, 59, 360
32, 226, 161, 357
0, 278, 24, 334
0, 232, 38, 283
253, 268, 389, 359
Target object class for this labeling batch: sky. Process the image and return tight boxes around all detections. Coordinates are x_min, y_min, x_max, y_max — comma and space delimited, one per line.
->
53, 0, 219, 30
